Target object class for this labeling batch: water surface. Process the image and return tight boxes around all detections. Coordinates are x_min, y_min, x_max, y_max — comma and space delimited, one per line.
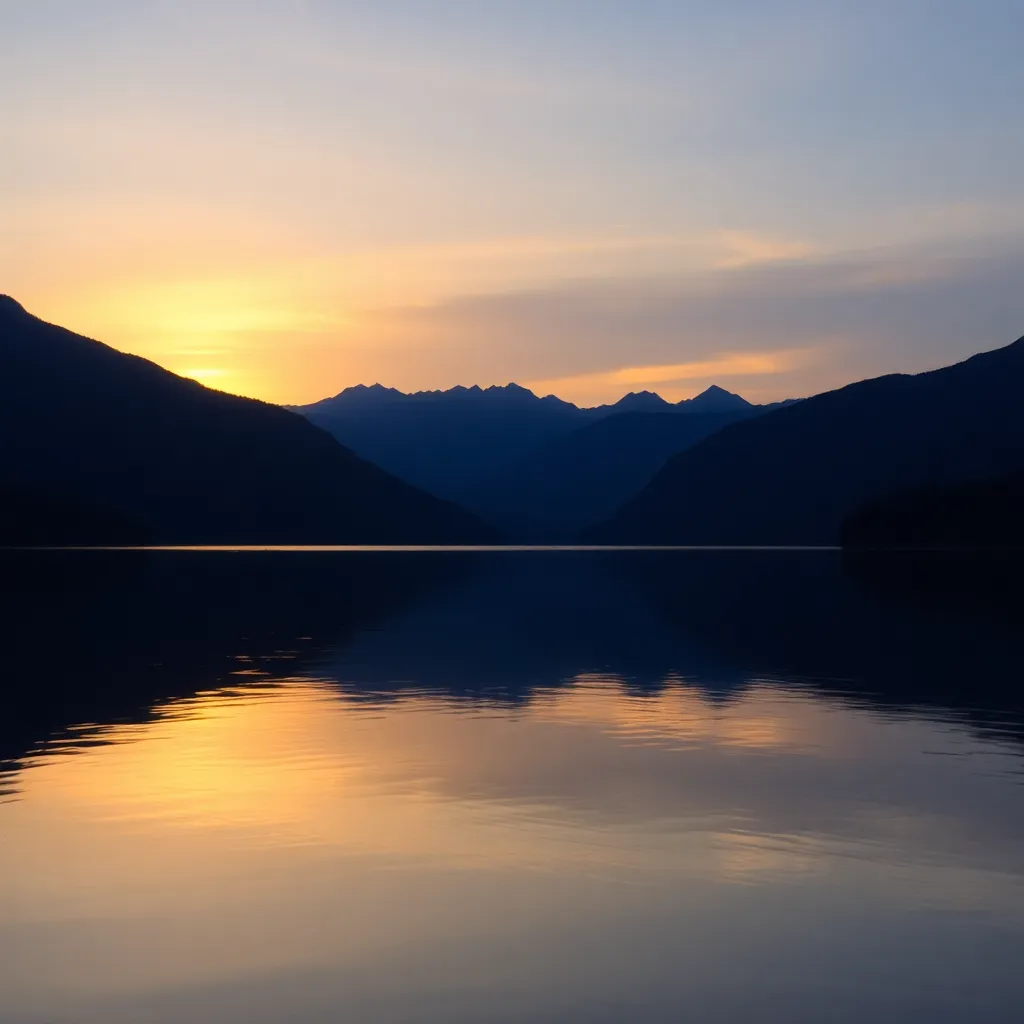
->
0, 550, 1022, 1023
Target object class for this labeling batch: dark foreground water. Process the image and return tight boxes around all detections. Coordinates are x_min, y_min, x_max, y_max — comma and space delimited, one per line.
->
1, 549, 1023, 1023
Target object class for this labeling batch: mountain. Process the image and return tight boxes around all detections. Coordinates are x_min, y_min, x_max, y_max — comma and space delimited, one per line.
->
841, 471, 1024, 550
0, 297, 492, 544
592, 390, 674, 414
294, 382, 757, 510
678, 384, 753, 414
294, 382, 583, 506
588, 334, 1024, 545
584, 386, 751, 417
467, 410, 757, 540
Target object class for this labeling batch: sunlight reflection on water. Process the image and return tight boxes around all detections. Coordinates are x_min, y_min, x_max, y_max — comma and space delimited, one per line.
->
1, 551, 1023, 1023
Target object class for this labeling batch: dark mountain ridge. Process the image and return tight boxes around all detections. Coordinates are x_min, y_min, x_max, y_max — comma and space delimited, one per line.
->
591, 390, 674, 414
468, 409, 761, 540
299, 380, 580, 415
841, 471, 1024, 550
589, 333, 1024, 545
298, 380, 750, 418
0, 297, 492, 544
294, 380, 764, 519
293, 383, 580, 507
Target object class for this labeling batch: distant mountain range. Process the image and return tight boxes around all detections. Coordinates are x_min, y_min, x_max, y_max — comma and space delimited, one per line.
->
0, 297, 492, 544
588, 333, 1024, 545
5, 294, 1023, 550
469, 410, 761, 540
294, 382, 585, 509
585, 384, 756, 417
293, 381, 780, 538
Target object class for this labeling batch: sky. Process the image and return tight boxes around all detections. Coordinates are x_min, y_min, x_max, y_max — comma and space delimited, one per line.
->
3, 0, 1024, 406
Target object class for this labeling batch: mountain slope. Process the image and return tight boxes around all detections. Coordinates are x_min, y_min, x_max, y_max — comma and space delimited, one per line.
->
678, 384, 753, 414
841, 472, 1024, 550
295, 382, 583, 505
466, 409, 754, 540
588, 334, 1024, 545
295, 382, 756, 508
0, 297, 492, 544
589, 391, 674, 414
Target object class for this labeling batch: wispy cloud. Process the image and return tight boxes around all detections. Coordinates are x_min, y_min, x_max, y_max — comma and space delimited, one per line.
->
20, 234, 1024, 406
527, 351, 810, 405
715, 232, 816, 268
358, 243, 1024, 406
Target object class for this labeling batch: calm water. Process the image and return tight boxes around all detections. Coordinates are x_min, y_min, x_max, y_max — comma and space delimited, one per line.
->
1, 549, 1023, 1023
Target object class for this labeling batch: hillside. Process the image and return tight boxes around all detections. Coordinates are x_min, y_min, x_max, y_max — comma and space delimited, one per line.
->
295, 382, 582, 505
467, 410, 754, 540
0, 297, 492, 544
588, 334, 1024, 545
841, 472, 1024, 550
295, 381, 756, 510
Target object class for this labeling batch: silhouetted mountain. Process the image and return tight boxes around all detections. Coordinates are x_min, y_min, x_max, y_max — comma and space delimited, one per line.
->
585, 385, 752, 417
295, 381, 760, 514
678, 384, 753, 414
841, 471, 1024, 550
301, 380, 577, 416
595, 390, 674, 414
589, 334, 1024, 544
294, 382, 583, 505
0, 297, 492, 544
467, 410, 755, 540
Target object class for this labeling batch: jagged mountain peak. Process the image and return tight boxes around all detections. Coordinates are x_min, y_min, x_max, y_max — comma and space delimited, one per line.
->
303, 380, 569, 412
612, 391, 673, 411
299, 379, 762, 416
680, 385, 752, 412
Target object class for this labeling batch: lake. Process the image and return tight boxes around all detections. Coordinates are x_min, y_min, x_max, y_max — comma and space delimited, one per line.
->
1, 549, 1022, 1023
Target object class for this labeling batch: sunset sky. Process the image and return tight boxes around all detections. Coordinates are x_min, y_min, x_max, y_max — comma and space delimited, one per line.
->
4, 0, 1024, 406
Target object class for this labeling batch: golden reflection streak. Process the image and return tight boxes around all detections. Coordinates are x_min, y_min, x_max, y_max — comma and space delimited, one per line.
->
9, 676, 1003, 902
532, 675, 824, 752
13, 681, 824, 876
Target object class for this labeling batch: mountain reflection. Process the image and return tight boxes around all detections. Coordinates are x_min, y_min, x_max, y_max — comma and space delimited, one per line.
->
1, 549, 1023, 784
2, 550, 1024, 1024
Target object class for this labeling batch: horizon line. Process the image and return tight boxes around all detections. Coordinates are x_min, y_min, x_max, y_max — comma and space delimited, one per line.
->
4, 545, 844, 553
293, 380, 759, 411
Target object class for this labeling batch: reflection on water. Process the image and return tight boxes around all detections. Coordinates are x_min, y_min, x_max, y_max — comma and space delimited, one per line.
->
0, 551, 1023, 1023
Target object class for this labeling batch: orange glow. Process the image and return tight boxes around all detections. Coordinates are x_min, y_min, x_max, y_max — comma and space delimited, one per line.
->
3, 673, 1020, 1016
6, 204, 831, 406
526, 350, 812, 406
715, 230, 815, 268
16, 677, 848, 867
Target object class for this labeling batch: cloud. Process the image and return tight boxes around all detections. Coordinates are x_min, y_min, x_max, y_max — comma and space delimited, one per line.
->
715, 231, 816, 268
370, 239, 1024, 395
363, 241, 1024, 404
526, 351, 810, 406
17, 226, 1024, 407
